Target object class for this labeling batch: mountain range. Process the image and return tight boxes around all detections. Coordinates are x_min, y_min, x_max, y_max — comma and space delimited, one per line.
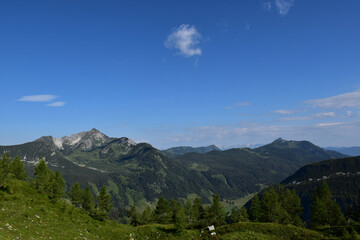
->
0, 129, 347, 210
162, 145, 220, 158
325, 146, 360, 157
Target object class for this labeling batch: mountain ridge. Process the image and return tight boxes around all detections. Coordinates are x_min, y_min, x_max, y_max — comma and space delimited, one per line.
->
162, 145, 220, 158
0, 130, 347, 210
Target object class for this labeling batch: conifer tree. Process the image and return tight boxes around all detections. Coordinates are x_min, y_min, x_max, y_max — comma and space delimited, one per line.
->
169, 198, 178, 222
0, 153, 11, 188
48, 171, 65, 202
184, 199, 193, 224
230, 207, 248, 223
260, 186, 282, 223
129, 205, 140, 226
82, 186, 95, 212
191, 196, 205, 227
249, 193, 261, 222
10, 156, 27, 180
206, 193, 226, 226
173, 200, 187, 233
310, 181, 346, 227
34, 158, 49, 193
279, 187, 303, 226
69, 182, 84, 208
98, 185, 112, 214
140, 206, 152, 225
155, 196, 171, 224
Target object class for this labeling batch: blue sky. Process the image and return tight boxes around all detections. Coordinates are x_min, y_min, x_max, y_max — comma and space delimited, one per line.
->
1, 0, 360, 149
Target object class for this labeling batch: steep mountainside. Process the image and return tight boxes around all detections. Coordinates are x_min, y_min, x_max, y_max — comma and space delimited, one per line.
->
282, 156, 360, 221
174, 138, 346, 199
162, 145, 220, 158
0, 129, 212, 208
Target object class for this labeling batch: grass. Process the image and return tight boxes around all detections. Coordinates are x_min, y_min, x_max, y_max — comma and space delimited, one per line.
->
0, 179, 197, 240
1, 179, 358, 239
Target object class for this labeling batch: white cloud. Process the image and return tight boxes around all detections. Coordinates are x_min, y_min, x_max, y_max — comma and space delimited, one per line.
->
47, 102, 66, 107
347, 111, 353, 117
165, 24, 202, 57
18, 95, 57, 102
281, 116, 311, 121
225, 102, 251, 109
316, 122, 344, 127
280, 112, 335, 121
314, 112, 336, 118
305, 89, 360, 109
275, 0, 294, 16
274, 109, 293, 114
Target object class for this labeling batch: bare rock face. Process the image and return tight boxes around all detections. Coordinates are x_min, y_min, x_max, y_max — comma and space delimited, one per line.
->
51, 128, 111, 150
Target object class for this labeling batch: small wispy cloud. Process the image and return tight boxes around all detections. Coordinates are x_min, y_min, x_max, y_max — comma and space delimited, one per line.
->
275, 0, 294, 16
165, 24, 202, 57
316, 122, 344, 127
281, 112, 336, 121
18, 95, 57, 102
305, 89, 360, 109
47, 101, 66, 107
236, 102, 251, 106
273, 109, 294, 114
347, 111, 353, 117
225, 102, 251, 109
314, 112, 336, 118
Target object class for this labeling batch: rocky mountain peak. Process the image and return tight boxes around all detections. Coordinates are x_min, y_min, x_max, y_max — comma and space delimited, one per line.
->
50, 129, 110, 150
119, 137, 137, 147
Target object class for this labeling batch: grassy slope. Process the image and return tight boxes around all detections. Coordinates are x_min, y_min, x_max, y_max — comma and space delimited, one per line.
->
0, 179, 198, 240
0, 179, 346, 240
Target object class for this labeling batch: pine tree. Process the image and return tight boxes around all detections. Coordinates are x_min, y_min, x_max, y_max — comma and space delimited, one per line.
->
310, 193, 328, 228
279, 188, 303, 226
206, 193, 226, 226
129, 205, 140, 226
69, 182, 84, 208
310, 181, 346, 228
230, 207, 249, 223
155, 197, 171, 224
173, 201, 187, 234
260, 186, 282, 223
34, 158, 49, 193
169, 198, 178, 222
82, 186, 95, 212
98, 185, 112, 214
191, 196, 205, 227
10, 156, 27, 180
184, 199, 192, 224
48, 171, 65, 202
0, 153, 11, 188
249, 193, 261, 222
140, 206, 152, 225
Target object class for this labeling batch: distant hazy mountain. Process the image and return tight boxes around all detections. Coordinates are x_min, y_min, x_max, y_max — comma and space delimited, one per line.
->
218, 143, 264, 150
325, 146, 360, 156
174, 138, 346, 199
162, 145, 220, 158
282, 156, 360, 221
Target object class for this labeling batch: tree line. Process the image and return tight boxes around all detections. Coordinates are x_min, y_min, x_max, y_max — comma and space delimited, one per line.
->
0, 152, 357, 232
0, 153, 112, 221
